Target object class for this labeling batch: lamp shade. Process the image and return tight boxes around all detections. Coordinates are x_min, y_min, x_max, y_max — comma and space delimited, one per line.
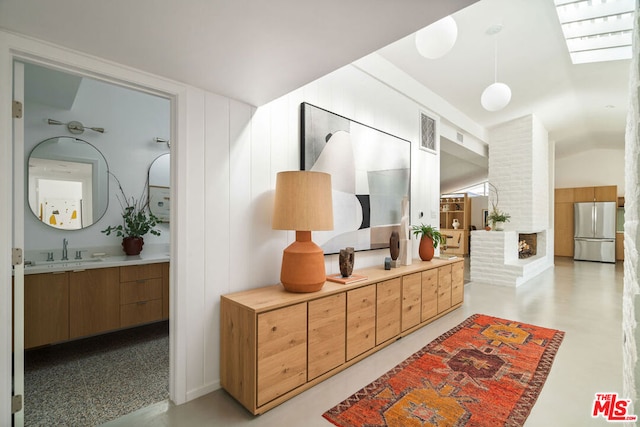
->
272, 171, 333, 231
481, 82, 512, 112
415, 16, 458, 59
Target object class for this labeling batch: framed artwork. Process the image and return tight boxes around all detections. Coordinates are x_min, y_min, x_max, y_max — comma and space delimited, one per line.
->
483, 209, 489, 228
300, 102, 411, 255
419, 110, 437, 153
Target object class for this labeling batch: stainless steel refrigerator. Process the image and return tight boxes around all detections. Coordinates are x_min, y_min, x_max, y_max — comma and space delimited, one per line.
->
574, 201, 616, 263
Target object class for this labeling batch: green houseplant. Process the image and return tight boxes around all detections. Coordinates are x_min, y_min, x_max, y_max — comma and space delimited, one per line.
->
102, 173, 161, 255
487, 182, 510, 231
411, 223, 445, 261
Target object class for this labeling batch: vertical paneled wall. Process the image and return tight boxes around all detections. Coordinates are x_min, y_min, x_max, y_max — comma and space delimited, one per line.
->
191, 63, 440, 400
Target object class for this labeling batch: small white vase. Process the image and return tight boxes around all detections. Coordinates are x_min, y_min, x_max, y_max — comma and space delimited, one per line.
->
452, 219, 460, 229
493, 221, 505, 231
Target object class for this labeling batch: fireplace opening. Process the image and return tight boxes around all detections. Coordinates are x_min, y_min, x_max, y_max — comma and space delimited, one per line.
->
518, 233, 537, 259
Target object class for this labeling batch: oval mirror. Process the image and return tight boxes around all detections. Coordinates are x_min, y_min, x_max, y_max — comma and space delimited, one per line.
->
148, 153, 170, 222
28, 136, 109, 230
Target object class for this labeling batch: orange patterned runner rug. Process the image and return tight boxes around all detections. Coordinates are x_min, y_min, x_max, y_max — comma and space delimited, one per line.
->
323, 314, 564, 427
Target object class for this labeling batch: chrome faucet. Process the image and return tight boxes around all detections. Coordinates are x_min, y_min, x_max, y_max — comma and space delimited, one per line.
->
62, 238, 69, 261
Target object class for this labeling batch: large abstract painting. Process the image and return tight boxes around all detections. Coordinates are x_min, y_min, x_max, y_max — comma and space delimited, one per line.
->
301, 103, 411, 255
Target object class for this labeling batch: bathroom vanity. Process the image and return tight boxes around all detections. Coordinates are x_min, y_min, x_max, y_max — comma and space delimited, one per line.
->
20, 255, 169, 349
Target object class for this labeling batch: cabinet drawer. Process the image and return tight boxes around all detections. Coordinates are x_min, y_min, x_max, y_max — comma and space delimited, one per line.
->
120, 278, 162, 304
120, 299, 162, 327
308, 294, 346, 380
346, 285, 376, 361
120, 263, 163, 282
376, 277, 401, 345
257, 303, 307, 407
421, 269, 438, 322
401, 273, 421, 332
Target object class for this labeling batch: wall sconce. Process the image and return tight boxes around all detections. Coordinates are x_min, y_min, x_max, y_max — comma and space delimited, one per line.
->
48, 118, 105, 134
154, 137, 171, 148
272, 171, 334, 293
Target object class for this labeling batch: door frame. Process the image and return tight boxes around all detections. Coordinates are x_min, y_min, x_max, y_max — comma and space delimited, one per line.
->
0, 30, 190, 422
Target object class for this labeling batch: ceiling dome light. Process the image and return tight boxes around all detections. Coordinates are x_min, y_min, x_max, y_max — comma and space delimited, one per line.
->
415, 16, 458, 59
481, 83, 512, 112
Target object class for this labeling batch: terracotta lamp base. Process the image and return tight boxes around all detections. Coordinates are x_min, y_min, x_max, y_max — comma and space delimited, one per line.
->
280, 231, 326, 293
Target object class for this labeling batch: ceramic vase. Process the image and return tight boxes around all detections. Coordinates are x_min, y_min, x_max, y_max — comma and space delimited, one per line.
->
493, 221, 505, 231
389, 231, 400, 261
339, 247, 355, 277
452, 219, 460, 229
418, 236, 435, 261
122, 237, 144, 255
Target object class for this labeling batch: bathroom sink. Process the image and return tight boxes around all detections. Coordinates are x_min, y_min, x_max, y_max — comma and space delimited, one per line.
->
27, 258, 103, 268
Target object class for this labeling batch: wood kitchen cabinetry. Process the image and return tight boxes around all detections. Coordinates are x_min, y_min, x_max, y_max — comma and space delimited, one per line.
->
554, 186, 618, 257
220, 258, 464, 415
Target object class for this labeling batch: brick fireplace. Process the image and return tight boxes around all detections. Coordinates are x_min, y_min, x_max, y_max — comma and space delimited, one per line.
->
470, 115, 554, 287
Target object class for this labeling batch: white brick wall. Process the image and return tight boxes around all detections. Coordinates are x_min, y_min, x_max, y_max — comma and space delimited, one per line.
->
471, 114, 552, 287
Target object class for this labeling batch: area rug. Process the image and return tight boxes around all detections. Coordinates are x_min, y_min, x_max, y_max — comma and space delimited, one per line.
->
323, 314, 564, 427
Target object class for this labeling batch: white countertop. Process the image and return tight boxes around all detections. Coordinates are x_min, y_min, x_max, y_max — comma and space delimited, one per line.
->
21, 250, 169, 275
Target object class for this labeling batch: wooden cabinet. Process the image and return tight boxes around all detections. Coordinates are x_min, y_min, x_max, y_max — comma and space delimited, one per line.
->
555, 186, 618, 257
22, 261, 169, 348
69, 267, 120, 339
346, 285, 376, 361
120, 264, 163, 327
401, 273, 421, 331
376, 277, 401, 345
421, 269, 438, 322
24, 272, 69, 349
221, 258, 464, 415
308, 294, 345, 380
256, 303, 307, 407
616, 233, 624, 261
438, 265, 452, 313
440, 193, 470, 256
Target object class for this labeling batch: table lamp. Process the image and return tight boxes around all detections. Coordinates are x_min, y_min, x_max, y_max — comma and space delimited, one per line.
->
272, 171, 334, 292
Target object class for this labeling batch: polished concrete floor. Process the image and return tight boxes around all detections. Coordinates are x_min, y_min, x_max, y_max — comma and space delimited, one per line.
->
106, 257, 624, 427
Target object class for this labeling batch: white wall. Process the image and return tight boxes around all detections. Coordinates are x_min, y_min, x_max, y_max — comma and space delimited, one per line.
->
555, 148, 625, 196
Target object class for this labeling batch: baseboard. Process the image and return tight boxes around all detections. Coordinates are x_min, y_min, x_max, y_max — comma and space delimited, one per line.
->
186, 380, 221, 403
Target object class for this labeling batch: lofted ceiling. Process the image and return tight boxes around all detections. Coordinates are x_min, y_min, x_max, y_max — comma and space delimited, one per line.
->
0, 0, 631, 193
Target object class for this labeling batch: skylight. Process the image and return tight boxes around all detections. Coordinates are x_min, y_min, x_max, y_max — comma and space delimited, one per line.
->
554, 0, 635, 64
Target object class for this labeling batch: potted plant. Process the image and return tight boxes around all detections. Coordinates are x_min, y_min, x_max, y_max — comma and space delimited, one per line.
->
487, 182, 510, 231
102, 173, 161, 255
411, 223, 445, 261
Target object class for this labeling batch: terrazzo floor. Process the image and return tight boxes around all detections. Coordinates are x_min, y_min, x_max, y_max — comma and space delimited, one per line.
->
24, 320, 169, 426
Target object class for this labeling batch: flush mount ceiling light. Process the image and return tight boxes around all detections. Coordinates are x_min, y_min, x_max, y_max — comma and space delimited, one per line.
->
481, 24, 512, 112
415, 16, 458, 59
555, 0, 635, 64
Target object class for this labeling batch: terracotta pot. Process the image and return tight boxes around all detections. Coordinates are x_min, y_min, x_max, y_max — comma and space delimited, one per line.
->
418, 236, 435, 261
122, 236, 144, 255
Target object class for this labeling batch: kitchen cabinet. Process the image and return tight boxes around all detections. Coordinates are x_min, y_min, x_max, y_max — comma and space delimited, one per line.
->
69, 267, 120, 339
24, 272, 69, 349
220, 258, 464, 415
555, 186, 618, 257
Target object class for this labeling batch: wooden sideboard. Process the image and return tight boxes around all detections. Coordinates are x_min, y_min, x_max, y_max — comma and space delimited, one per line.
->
220, 258, 464, 415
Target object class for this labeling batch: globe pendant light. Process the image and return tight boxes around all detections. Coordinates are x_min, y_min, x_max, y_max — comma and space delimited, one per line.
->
415, 16, 458, 59
481, 25, 511, 112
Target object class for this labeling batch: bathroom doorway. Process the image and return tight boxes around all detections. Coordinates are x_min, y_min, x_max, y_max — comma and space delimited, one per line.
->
14, 59, 173, 425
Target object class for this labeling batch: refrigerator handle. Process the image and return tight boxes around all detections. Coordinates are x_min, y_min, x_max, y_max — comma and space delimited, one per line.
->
594, 204, 597, 235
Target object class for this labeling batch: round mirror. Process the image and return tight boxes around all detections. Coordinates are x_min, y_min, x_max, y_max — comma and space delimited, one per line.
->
28, 136, 109, 230
148, 153, 170, 223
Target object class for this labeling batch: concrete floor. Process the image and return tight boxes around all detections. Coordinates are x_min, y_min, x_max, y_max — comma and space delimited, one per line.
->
105, 257, 624, 427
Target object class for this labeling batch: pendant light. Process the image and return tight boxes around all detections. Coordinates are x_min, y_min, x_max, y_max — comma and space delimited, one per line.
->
481, 25, 511, 112
415, 16, 458, 59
